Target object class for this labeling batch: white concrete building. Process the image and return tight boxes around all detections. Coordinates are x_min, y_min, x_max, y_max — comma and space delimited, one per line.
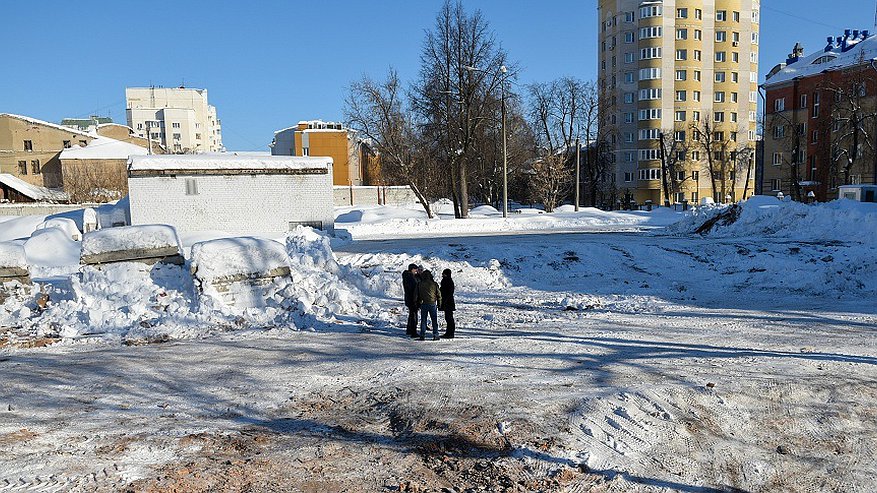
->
127, 154, 334, 235
126, 87, 223, 153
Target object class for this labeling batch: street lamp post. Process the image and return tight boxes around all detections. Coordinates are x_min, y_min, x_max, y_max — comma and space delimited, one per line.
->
575, 137, 581, 212
465, 64, 509, 218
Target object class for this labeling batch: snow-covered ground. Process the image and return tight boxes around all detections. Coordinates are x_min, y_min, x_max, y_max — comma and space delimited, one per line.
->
0, 199, 876, 491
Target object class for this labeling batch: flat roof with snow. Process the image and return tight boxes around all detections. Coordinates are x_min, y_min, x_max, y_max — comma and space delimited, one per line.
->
128, 154, 332, 177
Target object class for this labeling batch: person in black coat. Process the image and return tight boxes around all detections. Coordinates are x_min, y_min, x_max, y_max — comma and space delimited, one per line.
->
439, 269, 456, 339
401, 264, 420, 337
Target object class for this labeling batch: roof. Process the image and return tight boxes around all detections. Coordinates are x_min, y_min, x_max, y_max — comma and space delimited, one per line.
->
0, 174, 68, 202
128, 154, 332, 172
60, 136, 148, 160
765, 32, 877, 86
0, 113, 94, 138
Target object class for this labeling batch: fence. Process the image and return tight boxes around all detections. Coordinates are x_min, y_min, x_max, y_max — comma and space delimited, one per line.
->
333, 186, 417, 207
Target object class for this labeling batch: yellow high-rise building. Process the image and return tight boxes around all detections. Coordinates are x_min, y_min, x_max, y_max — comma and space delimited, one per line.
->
598, 0, 760, 205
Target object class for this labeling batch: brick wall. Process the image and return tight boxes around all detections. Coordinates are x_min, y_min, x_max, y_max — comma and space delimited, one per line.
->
128, 172, 334, 235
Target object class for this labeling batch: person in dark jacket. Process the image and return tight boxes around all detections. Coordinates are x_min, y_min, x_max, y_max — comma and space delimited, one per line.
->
416, 270, 442, 340
439, 269, 456, 339
401, 263, 419, 337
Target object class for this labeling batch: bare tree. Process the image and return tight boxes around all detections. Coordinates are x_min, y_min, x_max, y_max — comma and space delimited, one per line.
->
529, 155, 569, 212
345, 69, 435, 218
826, 75, 877, 186
657, 130, 691, 206
691, 120, 753, 202
765, 108, 807, 200
415, 0, 513, 218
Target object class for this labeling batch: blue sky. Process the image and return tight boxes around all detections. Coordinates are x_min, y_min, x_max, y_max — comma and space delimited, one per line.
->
0, 1, 874, 150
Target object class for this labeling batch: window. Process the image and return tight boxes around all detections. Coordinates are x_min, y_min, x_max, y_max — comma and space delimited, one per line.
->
800, 94, 808, 108
185, 178, 199, 196
676, 171, 686, 181
624, 11, 635, 22
714, 91, 725, 103
692, 111, 701, 122
151, 132, 160, 139
676, 49, 688, 60
715, 72, 726, 83
195, 133, 202, 140
639, 88, 662, 100
639, 128, 660, 140
624, 172, 633, 182
773, 125, 785, 139
675, 70, 687, 81
811, 129, 819, 143
624, 52, 635, 63
733, 11, 740, 22
674, 131, 686, 142
638, 168, 661, 180
691, 152, 701, 161
715, 51, 726, 62
692, 171, 700, 180
691, 192, 699, 202
640, 47, 662, 59
695, 9, 702, 19
675, 90, 687, 102
812, 92, 820, 118
716, 31, 727, 42
677, 8, 688, 18
640, 5, 662, 17
624, 112, 634, 123
23, 140, 32, 152
639, 26, 662, 39
676, 29, 688, 40
772, 152, 783, 165
694, 70, 701, 81
638, 108, 661, 120
714, 112, 725, 122
675, 111, 687, 122
79, 140, 87, 146
674, 192, 686, 204
716, 10, 727, 21
693, 91, 701, 102
63, 140, 71, 149
624, 32, 635, 43
694, 29, 702, 40
303, 147, 310, 156
17, 161, 27, 175
31, 160, 40, 175
172, 122, 181, 129
173, 133, 182, 140
693, 50, 702, 61
624, 72, 635, 83
774, 98, 785, 112
639, 68, 661, 80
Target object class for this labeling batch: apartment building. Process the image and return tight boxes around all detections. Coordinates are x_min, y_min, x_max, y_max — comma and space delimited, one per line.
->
126, 86, 223, 153
598, 0, 760, 205
270, 120, 380, 186
762, 31, 877, 201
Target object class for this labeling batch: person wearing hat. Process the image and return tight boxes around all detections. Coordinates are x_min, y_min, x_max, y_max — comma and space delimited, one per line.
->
401, 263, 420, 337
439, 269, 456, 339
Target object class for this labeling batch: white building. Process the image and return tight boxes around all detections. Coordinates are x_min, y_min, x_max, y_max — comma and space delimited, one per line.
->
127, 154, 334, 235
126, 87, 223, 153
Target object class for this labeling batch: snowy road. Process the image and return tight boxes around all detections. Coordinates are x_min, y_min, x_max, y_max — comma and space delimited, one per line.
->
1, 230, 876, 492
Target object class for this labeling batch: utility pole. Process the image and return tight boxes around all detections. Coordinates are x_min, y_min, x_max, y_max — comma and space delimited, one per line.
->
574, 137, 581, 211
501, 65, 509, 218
146, 121, 153, 155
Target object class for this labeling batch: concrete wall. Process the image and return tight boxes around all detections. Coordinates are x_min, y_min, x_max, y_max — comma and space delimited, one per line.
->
128, 172, 334, 235
0, 203, 103, 217
333, 185, 418, 207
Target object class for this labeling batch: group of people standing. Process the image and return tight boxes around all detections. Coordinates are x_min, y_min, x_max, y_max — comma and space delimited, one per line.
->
401, 264, 456, 340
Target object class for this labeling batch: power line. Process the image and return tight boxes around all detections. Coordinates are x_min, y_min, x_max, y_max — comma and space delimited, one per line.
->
761, 5, 845, 31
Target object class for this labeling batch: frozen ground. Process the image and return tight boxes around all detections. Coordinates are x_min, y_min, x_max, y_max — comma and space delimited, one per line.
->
0, 200, 876, 492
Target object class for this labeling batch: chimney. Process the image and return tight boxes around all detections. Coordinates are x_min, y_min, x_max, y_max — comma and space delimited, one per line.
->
825, 36, 835, 52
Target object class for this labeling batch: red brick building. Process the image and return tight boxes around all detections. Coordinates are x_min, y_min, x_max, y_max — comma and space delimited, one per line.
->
762, 30, 877, 201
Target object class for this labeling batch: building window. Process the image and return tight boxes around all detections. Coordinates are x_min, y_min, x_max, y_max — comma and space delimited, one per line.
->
774, 98, 785, 112
716, 10, 727, 21
185, 178, 199, 196
715, 51, 726, 62
715, 72, 726, 83
196, 133, 202, 140
770, 179, 781, 191
676, 49, 687, 60
675, 111, 687, 122
716, 31, 727, 42
172, 122, 181, 129
79, 140, 87, 146
173, 133, 182, 140
63, 140, 71, 149
638, 168, 661, 180
676, 29, 688, 40
677, 8, 688, 18
694, 29, 702, 40
303, 147, 310, 156
675, 70, 687, 81
676, 90, 687, 102
772, 152, 783, 165
23, 140, 33, 152
624, 172, 633, 182
31, 160, 40, 175
17, 161, 27, 175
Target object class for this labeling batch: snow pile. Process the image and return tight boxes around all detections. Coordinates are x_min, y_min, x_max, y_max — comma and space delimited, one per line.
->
24, 228, 80, 269
0, 242, 28, 270
335, 203, 681, 239
285, 227, 383, 324
35, 217, 81, 241
80, 224, 181, 261
669, 196, 877, 242
191, 237, 299, 326
23, 262, 204, 342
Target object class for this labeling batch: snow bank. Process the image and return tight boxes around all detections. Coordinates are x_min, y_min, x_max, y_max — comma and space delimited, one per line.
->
285, 227, 383, 323
336, 203, 681, 239
669, 197, 877, 243
25, 228, 80, 269
35, 217, 81, 241
80, 224, 182, 263
0, 242, 28, 270
191, 237, 289, 284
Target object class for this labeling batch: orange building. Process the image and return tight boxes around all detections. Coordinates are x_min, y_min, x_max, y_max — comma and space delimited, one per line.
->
270, 120, 380, 186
